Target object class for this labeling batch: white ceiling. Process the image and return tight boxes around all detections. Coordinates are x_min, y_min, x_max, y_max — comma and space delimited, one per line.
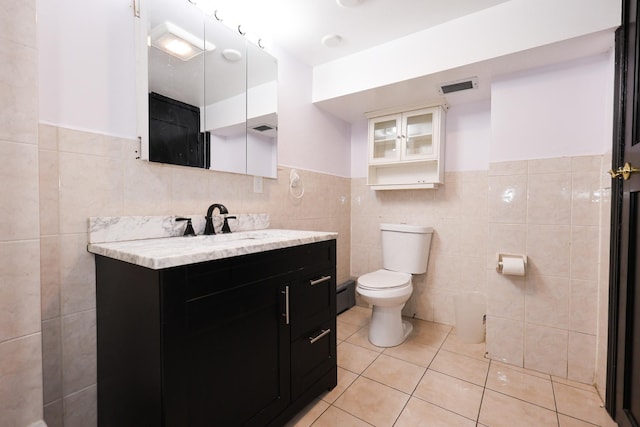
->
200, 0, 511, 66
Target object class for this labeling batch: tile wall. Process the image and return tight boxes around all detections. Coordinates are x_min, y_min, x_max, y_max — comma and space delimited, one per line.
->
351, 170, 489, 325
486, 156, 608, 385
351, 155, 610, 389
0, 0, 45, 425
39, 125, 352, 426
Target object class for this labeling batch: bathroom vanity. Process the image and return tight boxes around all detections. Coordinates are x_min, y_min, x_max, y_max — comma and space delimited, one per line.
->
89, 230, 337, 426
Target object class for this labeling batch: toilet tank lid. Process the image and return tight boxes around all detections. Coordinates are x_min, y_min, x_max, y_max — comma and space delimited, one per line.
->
380, 223, 433, 234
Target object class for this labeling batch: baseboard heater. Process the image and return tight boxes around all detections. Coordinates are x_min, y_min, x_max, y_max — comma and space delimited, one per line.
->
336, 279, 356, 314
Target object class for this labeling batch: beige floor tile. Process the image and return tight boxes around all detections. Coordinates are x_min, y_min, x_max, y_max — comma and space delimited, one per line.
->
413, 370, 483, 420
325, 307, 619, 427
441, 332, 487, 360
321, 367, 358, 404
554, 382, 616, 427
362, 354, 426, 394
395, 397, 476, 427
429, 349, 489, 386
338, 308, 371, 327
493, 360, 551, 380
337, 320, 362, 341
346, 326, 385, 353
334, 376, 410, 427
408, 319, 451, 348
486, 363, 556, 410
337, 341, 380, 374
382, 339, 439, 368
478, 389, 559, 427
558, 414, 600, 427
284, 398, 329, 427
552, 375, 597, 392
311, 405, 373, 427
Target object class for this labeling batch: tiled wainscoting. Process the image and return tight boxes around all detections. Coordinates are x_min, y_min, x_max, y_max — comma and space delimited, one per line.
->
350, 154, 611, 393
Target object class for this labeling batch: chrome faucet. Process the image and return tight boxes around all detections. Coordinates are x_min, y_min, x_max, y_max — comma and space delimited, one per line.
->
204, 204, 228, 235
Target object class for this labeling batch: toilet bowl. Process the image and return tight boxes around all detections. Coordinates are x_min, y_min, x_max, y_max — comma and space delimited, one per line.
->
356, 223, 433, 347
357, 269, 413, 347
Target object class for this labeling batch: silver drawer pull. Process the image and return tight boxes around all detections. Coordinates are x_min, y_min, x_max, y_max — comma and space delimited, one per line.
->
281, 285, 290, 325
309, 329, 331, 344
310, 275, 332, 286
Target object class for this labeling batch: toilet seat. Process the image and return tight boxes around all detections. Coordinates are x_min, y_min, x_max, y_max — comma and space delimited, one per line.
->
357, 269, 411, 290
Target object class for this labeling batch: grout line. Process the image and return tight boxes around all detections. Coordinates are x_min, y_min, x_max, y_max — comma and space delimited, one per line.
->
334, 308, 600, 426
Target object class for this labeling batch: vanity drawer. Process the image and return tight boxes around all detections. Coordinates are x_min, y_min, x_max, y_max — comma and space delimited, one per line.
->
291, 320, 336, 399
184, 240, 335, 301
290, 269, 336, 340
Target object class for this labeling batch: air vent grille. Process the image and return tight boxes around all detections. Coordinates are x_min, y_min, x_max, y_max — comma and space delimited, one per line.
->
439, 77, 478, 94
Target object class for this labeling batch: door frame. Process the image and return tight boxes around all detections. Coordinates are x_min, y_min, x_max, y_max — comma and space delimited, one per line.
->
606, 0, 635, 419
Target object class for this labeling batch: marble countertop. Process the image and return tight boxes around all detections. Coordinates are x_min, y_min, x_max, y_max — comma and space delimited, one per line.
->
87, 229, 338, 270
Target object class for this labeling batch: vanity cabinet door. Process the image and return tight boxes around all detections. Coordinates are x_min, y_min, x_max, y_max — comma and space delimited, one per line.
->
163, 273, 291, 427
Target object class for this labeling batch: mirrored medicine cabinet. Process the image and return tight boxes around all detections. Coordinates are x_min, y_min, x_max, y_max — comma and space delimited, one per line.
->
136, 0, 278, 178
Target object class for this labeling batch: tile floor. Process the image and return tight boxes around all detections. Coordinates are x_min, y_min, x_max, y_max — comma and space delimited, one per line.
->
286, 306, 617, 427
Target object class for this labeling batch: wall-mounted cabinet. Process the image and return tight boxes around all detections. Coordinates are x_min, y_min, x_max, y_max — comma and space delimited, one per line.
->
367, 106, 446, 190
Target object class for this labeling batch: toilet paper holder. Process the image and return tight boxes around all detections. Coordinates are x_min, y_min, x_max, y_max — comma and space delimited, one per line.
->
496, 253, 527, 274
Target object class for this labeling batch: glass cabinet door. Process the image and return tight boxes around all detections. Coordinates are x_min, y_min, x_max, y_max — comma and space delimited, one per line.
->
401, 109, 435, 160
370, 115, 400, 163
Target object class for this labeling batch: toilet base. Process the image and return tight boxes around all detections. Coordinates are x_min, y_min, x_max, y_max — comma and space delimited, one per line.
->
368, 305, 413, 347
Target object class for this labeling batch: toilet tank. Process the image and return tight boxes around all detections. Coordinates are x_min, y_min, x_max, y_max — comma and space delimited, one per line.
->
380, 223, 433, 274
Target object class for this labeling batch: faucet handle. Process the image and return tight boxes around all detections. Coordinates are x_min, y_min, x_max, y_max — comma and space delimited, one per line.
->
176, 217, 196, 236
221, 216, 236, 234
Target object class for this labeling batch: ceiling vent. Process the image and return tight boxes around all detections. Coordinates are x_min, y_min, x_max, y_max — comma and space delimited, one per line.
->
249, 123, 277, 138
439, 77, 478, 95
252, 124, 274, 132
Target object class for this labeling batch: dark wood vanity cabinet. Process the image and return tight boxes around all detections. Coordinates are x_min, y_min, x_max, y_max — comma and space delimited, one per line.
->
95, 240, 337, 427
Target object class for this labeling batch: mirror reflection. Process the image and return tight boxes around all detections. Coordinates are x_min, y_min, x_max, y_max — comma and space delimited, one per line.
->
142, 0, 277, 178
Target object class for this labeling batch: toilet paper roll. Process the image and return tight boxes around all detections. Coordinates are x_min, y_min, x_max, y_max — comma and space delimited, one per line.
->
500, 256, 525, 276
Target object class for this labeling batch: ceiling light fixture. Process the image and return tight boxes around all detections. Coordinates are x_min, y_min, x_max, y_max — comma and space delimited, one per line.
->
336, 0, 363, 7
321, 34, 343, 48
188, 1, 268, 49
222, 48, 242, 62
150, 22, 215, 61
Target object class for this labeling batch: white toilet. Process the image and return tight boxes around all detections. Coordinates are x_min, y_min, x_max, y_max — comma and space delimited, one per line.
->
356, 223, 433, 347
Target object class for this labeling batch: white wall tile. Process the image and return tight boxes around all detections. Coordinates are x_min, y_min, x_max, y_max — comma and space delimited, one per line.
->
61, 310, 96, 396
524, 324, 568, 377
42, 318, 62, 404
526, 224, 571, 278
58, 152, 124, 234
486, 316, 523, 367
0, 333, 44, 425
0, 240, 41, 341
488, 175, 527, 224
525, 275, 570, 329
0, 42, 38, 145
0, 141, 40, 240
526, 172, 571, 225
63, 385, 97, 427
568, 332, 596, 384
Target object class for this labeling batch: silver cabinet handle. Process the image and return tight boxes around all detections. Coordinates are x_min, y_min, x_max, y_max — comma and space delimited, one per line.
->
281, 285, 289, 325
309, 275, 332, 286
309, 329, 331, 344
